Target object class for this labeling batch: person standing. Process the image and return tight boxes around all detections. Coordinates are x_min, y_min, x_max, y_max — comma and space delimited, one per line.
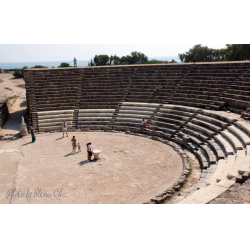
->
78, 142, 81, 152
30, 127, 36, 143
71, 136, 77, 154
87, 142, 93, 161
62, 122, 68, 137
73, 57, 77, 68
194, 55, 197, 63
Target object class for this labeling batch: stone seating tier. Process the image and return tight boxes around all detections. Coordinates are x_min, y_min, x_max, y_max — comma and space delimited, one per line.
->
37, 110, 74, 132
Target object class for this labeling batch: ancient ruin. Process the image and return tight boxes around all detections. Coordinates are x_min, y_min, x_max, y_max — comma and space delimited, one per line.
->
17, 61, 250, 203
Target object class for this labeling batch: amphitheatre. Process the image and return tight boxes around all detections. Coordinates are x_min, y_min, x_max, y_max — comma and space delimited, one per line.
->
1, 61, 250, 204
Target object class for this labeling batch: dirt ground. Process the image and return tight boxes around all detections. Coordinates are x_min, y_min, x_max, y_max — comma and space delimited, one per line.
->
0, 73, 26, 134
0, 73, 25, 100
0, 132, 184, 204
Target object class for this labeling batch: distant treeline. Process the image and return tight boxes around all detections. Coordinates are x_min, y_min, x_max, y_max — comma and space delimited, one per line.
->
178, 44, 250, 62
88, 51, 177, 66
12, 63, 68, 78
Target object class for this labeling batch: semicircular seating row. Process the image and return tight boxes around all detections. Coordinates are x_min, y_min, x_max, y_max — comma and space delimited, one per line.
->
36, 102, 250, 204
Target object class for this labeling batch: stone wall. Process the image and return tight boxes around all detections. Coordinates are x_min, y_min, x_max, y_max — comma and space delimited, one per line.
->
23, 61, 250, 128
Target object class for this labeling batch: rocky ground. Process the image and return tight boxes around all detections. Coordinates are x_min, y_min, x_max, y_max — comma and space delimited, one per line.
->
208, 179, 250, 204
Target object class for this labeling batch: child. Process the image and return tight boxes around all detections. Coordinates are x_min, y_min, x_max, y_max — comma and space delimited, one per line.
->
78, 142, 81, 152
140, 119, 148, 131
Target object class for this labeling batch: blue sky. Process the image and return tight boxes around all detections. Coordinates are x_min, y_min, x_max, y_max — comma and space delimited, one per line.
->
0, 44, 226, 62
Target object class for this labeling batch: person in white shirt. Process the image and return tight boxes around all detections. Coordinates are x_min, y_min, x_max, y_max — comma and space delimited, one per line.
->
78, 142, 81, 152
73, 57, 77, 68
87, 142, 93, 161
62, 122, 68, 137
140, 119, 148, 131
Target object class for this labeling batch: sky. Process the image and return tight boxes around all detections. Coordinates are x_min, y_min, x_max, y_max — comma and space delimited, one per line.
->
0, 44, 227, 62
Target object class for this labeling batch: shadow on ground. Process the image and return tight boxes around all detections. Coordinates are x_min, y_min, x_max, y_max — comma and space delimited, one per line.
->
78, 160, 97, 166
22, 141, 32, 146
20, 100, 27, 108
55, 137, 64, 141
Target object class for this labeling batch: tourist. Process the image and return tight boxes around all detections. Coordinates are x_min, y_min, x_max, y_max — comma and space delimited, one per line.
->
71, 136, 77, 154
140, 119, 148, 131
73, 57, 77, 68
194, 55, 197, 63
30, 127, 36, 143
78, 142, 81, 152
87, 142, 93, 161
155, 84, 160, 92
62, 122, 68, 137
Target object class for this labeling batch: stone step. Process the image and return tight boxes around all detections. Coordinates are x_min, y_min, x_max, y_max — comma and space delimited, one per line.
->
39, 125, 73, 132
153, 116, 186, 125
228, 124, 250, 146
152, 125, 177, 135
39, 121, 73, 127
200, 144, 217, 164
214, 134, 235, 155
151, 120, 181, 130
183, 127, 209, 141
196, 113, 229, 128
192, 118, 223, 132
220, 130, 243, 150
37, 110, 74, 116
38, 117, 74, 123
77, 121, 111, 124
186, 122, 216, 137
207, 139, 226, 159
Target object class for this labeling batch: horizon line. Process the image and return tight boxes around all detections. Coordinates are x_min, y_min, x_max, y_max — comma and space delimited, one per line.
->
0, 56, 179, 64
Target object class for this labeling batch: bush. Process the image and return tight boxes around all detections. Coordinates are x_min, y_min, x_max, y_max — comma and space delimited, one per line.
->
58, 62, 70, 67
13, 69, 23, 78
13, 66, 28, 78
31, 65, 48, 68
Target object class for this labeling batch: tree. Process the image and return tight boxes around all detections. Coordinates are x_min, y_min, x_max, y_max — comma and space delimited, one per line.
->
113, 54, 120, 65
93, 55, 110, 66
88, 58, 95, 66
58, 62, 70, 67
222, 44, 250, 61
13, 66, 28, 78
31, 65, 48, 68
109, 55, 114, 65
130, 51, 148, 64
178, 44, 222, 62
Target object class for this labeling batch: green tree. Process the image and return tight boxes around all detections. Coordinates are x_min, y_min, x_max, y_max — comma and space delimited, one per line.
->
109, 55, 114, 65
178, 44, 222, 62
93, 55, 110, 66
13, 66, 28, 78
113, 54, 120, 65
130, 51, 148, 64
58, 62, 70, 67
222, 44, 250, 61
32, 65, 48, 68
88, 58, 95, 66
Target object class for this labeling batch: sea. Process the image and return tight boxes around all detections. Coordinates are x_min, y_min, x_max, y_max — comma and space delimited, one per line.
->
0, 56, 180, 70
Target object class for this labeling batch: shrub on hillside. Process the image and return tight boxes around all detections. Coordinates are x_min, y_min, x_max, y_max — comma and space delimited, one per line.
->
31, 65, 48, 68
13, 69, 23, 78
58, 62, 70, 67
13, 66, 28, 78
